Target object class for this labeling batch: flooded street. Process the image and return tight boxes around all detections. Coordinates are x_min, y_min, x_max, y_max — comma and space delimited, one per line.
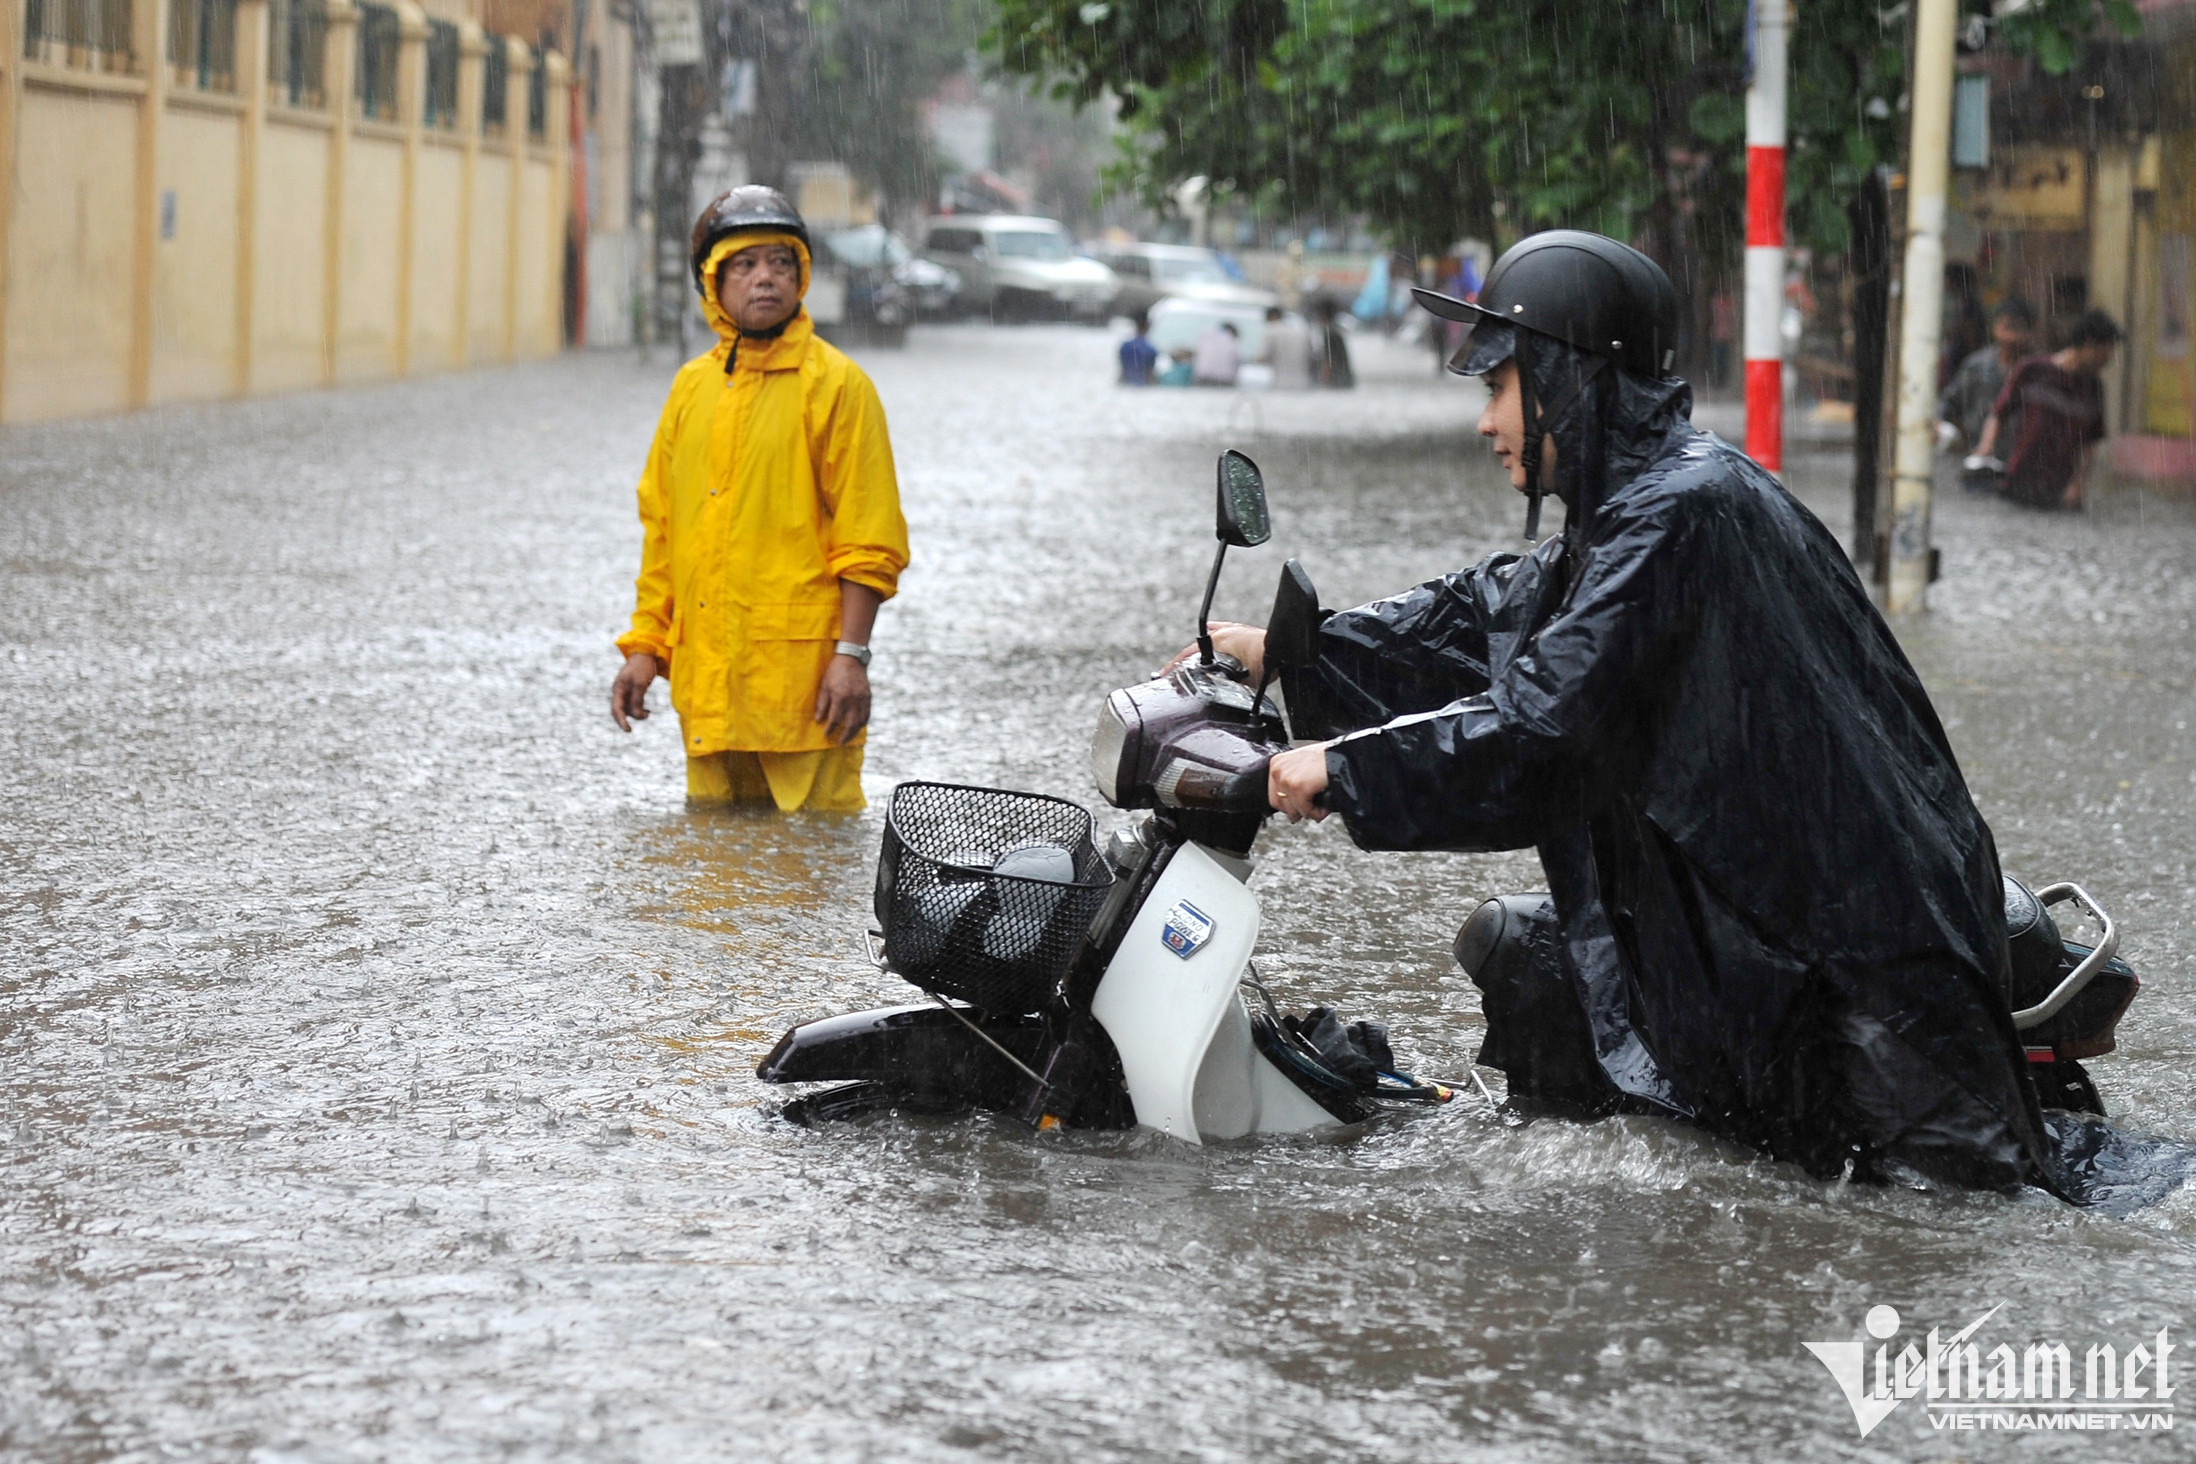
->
5, 325, 2195, 1461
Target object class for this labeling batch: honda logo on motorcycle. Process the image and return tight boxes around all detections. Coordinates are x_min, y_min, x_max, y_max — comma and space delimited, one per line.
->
1160, 900, 1214, 959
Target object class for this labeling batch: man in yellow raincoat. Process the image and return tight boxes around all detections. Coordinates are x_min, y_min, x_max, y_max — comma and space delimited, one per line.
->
610, 186, 909, 811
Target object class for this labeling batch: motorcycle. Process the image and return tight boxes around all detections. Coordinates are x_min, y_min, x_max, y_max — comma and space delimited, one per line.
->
757, 450, 2144, 1138
759, 450, 1460, 1139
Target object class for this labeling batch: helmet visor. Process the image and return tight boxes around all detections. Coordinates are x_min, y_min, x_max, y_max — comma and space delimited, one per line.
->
1450, 320, 1517, 378
1412, 285, 1516, 377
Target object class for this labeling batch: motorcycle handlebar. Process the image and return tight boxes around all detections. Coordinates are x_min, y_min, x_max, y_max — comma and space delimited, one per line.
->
1199, 761, 1325, 816
1211, 762, 1271, 813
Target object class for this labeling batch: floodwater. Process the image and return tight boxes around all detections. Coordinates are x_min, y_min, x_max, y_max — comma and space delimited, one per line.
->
4, 325, 2194, 1462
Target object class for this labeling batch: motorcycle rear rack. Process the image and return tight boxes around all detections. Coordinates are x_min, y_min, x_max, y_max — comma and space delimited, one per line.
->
2010, 882, 2117, 1032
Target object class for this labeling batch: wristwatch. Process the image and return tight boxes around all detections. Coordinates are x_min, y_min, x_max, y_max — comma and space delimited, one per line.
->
834, 640, 872, 668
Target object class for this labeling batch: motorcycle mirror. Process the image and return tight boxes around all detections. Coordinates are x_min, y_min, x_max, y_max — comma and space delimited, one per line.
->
1215, 450, 1270, 548
1196, 450, 1270, 667
1264, 559, 1321, 672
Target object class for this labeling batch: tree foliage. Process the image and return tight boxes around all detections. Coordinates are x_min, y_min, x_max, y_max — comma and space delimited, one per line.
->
719, 0, 988, 215
790, 0, 994, 212
990, 0, 2139, 261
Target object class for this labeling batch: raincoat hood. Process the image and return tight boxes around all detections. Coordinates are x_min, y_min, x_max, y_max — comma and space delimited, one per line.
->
699, 231, 813, 343
1516, 332, 1692, 537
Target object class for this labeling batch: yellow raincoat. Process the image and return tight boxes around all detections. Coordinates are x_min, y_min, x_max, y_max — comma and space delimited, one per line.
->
618, 233, 909, 809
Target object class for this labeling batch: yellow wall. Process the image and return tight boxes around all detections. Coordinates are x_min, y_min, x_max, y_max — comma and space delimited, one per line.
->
516, 153, 553, 355
253, 116, 333, 393
0, 7, 575, 424
2143, 126, 2195, 438
6, 85, 139, 419
339, 129, 405, 382
153, 102, 241, 403
469, 155, 511, 360
410, 139, 464, 368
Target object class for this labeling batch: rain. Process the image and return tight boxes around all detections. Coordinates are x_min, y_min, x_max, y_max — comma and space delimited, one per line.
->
5, 0, 2196, 1458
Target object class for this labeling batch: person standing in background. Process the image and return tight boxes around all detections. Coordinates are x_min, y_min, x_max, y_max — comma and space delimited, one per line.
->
1417, 255, 1449, 373
1192, 321, 1242, 386
1314, 300, 1355, 389
609, 187, 910, 811
1119, 312, 1160, 386
1260, 306, 1315, 389
1709, 290, 1737, 392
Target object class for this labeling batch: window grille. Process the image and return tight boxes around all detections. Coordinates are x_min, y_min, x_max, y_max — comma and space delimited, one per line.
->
354, 2, 398, 121
481, 35, 507, 133
526, 44, 546, 138
267, 0, 325, 109
22, 0, 136, 74
166, 0, 236, 91
424, 19, 458, 128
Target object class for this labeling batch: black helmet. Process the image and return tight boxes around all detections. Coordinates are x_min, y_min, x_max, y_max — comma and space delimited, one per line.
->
1412, 230, 1679, 380
689, 185, 810, 294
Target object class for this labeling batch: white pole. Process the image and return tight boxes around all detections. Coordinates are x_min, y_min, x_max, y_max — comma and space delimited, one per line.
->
1887, 0, 1960, 612
1744, 0, 1788, 475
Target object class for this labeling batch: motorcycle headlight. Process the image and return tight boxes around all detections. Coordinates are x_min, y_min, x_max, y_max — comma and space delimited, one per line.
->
1090, 691, 1141, 807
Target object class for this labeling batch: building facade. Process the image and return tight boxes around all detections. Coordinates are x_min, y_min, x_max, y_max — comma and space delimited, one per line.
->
1947, 1, 2196, 484
0, 0, 638, 424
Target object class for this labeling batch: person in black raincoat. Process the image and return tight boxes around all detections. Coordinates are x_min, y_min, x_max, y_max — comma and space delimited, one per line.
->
1227, 231, 2074, 1195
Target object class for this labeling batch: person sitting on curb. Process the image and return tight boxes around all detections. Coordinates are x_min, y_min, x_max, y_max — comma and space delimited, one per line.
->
1938, 297, 2035, 469
1972, 309, 2120, 513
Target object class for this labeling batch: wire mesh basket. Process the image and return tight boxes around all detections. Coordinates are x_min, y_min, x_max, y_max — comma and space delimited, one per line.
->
874, 781, 1115, 1014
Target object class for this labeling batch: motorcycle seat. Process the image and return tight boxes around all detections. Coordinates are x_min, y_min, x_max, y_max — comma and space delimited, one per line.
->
1452, 893, 1558, 987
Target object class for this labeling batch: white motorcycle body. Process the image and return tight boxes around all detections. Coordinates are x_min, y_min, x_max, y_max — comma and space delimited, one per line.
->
1087, 841, 1340, 1143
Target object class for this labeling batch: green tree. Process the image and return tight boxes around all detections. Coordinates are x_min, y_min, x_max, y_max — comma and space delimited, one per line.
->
779, 0, 993, 216
990, 0, 2137, 262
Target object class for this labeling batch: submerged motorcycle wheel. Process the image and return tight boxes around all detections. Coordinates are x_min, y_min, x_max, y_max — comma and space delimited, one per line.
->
2030, 1058, 2106, 1118
774, 1082, 977, 1126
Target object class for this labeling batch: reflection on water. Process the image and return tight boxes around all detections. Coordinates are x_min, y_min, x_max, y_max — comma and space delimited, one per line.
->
1, 328, 2192, 1461
635, 804, 877, 1054
635, 802, 864, 929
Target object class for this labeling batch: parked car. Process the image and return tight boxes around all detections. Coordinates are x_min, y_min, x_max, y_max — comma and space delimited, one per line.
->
822, 224, 960, 326
921, 215, 1119, 322
1087, 242, 1278, 319
894, 257, 962, 321
813, 227, 905, 346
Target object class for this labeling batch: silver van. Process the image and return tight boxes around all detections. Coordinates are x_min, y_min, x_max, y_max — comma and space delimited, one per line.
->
1088, 242, 1278, 320
921, 215, 1120, 322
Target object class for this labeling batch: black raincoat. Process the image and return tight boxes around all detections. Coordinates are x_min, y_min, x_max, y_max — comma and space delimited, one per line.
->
1283, 347, 2067, 1193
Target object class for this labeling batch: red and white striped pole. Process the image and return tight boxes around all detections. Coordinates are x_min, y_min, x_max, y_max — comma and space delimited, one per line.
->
1744, 0, 1789, 474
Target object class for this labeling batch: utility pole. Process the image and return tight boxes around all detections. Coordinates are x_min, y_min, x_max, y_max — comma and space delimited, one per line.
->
1848, 170, 1893, 571
1887, 0, 1961, 612
1744, 0, 1788, 476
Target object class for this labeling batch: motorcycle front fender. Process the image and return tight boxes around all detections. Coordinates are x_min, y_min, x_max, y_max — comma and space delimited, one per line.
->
1087, 841, 1337, 1143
